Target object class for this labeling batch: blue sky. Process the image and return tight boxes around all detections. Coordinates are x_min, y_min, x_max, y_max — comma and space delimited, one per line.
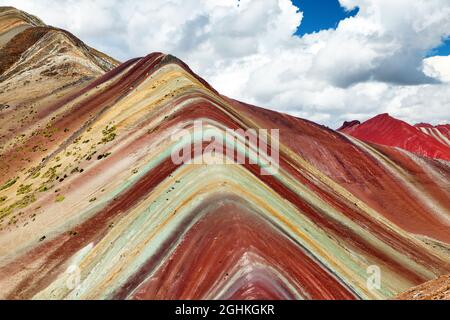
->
293, 0, 450, 56
429, 38, 450, 56
293, 0, 358, 35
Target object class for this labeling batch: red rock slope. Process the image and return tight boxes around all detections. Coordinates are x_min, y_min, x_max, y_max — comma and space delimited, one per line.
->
339, 113, 450, 161
415, 123, 450, 148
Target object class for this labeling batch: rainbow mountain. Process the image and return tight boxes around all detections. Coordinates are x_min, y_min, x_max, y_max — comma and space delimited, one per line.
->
0, 7, 449, 300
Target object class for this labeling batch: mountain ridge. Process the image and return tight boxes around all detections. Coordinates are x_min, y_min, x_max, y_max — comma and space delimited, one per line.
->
0, 8, 449, 300
0, 6, 45, 48
0, 6, 119, 159
339, 113, 450, 161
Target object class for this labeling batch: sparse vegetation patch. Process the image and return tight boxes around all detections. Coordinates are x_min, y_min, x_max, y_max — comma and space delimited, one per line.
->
0, 177, 18, 191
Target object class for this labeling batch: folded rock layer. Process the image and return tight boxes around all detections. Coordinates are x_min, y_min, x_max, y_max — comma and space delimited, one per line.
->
0, 9, 449, 301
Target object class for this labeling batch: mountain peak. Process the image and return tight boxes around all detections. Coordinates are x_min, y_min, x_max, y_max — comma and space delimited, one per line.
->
0, 6, 45, 48
0, 6, 44, 24
337, 120, 360, 131
370, 113, 403, 124
0, 7, 119, 149
339, 113, 450, 161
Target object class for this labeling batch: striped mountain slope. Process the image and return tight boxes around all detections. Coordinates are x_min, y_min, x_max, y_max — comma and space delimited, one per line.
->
415, 123, 450, 147
0, 51, 448, 300
0, 6, 119, 154
338, 113, 450, 161
0, 6, 45, 48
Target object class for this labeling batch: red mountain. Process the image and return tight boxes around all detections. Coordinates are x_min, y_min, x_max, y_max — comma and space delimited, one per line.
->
415, 123, 450, 148
339, 113, 450, 161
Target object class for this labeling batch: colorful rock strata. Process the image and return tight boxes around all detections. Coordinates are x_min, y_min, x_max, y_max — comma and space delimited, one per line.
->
0, 7, 449, 300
